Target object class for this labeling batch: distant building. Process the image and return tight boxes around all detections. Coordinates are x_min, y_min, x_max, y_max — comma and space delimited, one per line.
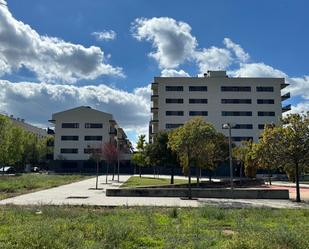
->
150, 71, 290, 143
0, 113, 47, 138
49, 106, 132, 172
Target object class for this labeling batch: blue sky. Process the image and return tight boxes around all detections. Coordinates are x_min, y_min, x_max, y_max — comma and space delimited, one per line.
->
0, 0, 308, 145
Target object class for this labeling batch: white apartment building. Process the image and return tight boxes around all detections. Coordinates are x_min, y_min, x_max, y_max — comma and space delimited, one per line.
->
150, 71, 290, 143
49, 106, 132, 163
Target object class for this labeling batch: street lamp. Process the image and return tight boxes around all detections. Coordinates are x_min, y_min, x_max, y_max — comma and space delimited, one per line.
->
222, 123, 234, 190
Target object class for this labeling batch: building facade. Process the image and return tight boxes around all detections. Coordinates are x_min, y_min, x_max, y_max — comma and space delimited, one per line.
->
150, 71, 290, 143
49, 106, 132, 171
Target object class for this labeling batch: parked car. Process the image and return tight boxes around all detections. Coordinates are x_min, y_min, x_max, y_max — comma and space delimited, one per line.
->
0, 166, 16, 174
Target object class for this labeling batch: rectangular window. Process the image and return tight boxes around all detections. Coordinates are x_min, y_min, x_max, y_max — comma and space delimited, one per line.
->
222, 111, 252, 116
84, 148, 101, 154
221, 86, 251, 92
61, 136, 79, 141
165, 123, 183, 129
189, 111, 208, 116
60, 148, 78, 154
84, 136, 103, 141
61, 123, 79, 128
258, 111, 275, 116
221, 99, 251, 104
228, 124, 253, 129
231, 137, 253, 142
189, 86, 207, 91
166, 98, 184, 104
166, 86, 183, 91
258, 124, 265, 129
257, 99, 275, 104
189, 99, 208, 104
85, 123, 103, 128
166, 111, 184, 116
256, 86, 274, 92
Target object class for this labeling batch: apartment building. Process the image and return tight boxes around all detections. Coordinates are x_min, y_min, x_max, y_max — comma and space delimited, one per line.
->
49, 106, 132, 171
0, 113, 47, 138
150, 71, 290, 143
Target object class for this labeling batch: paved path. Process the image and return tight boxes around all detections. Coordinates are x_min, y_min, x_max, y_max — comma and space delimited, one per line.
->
0, 175, 308, 208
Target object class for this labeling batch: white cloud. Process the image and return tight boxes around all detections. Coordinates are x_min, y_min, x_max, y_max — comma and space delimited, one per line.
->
0, 2, 123, 83
290, 101, 309, 114
160, 69, 189, 77
0, 80, 151, 132
194, 47, 232, 72
232, 63, 287, 78
132, 17, 197, 68
92, 30, 116, 41
287, 76, 309, 99
223, 38, 249, 62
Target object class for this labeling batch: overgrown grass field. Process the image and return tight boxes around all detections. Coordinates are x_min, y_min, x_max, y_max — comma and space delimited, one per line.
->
0, 206, 308, 249
121, 176, 193, 188
0, 174, 91, 200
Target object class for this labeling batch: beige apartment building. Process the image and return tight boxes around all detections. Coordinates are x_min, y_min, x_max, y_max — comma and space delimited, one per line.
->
150, 71, 290, 143
49, 106, 132, 171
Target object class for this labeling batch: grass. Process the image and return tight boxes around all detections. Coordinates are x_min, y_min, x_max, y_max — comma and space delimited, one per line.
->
0, 173, 91, 200
0, 206, 308, 249
121, 176, 193, 188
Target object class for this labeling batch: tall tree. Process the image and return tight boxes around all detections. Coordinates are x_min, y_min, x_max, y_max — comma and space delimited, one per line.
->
131, 134, 147, 177
0, 115, 12, 173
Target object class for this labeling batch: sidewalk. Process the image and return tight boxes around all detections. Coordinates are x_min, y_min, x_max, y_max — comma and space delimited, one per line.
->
271, 181, 309, 189
0, 175, 308, 208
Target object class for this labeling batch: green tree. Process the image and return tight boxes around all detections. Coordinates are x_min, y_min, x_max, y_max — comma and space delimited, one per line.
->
0, 115, 12, 172
131, 134, 147, 177
258, 113, 309, 202
145, 131, 178, 184
168, 118, 217, 197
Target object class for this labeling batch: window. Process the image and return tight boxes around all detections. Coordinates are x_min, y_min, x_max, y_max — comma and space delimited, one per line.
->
222, 111, 252, 116
257, 99, 275, 104
256, 86, 274, 92
189, 99, 208, 104
84, 136, 103, 141
166, 123, 183, 129
258, 124, 265, 130
166, 86, 183, 91
221, 86, 251, 92
85, 123, 103, 128
189, 86, 207, 91
221, 99, 251, 104
84, 148, 101, 154
60, 148, 78, 154
166, 111, 184, 116
189, 111, 208, 116
61, 136, 79, 141
166, 98, 183, 104
231, 137, 253, 142
229, 124, 253, 129
258, 111, 275, 116
62, 123, 79, 128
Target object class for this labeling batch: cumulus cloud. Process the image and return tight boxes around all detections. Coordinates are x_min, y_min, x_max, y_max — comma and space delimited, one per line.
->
223, 38, 249, 62
290, 101, 309, 114
132, 17, 197, 68
92, 30, 117, 41
232, 63, 287, 78
160, 69, 189, 77
0, 2, 123, 83
0, 80, 151, 131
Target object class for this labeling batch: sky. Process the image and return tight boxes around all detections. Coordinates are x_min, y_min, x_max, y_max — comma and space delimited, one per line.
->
0, 0, 308, 146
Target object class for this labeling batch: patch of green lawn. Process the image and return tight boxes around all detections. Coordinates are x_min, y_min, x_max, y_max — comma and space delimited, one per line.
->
0, 173, 91, 200
0, 206, 308, 249
121, 176, 193, 188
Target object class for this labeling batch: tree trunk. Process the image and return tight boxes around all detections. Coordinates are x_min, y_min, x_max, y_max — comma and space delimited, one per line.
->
209, 170, 212, 182
153, 165, 156, 178
268, 168, 272, 185
188, 164, 192, 199
95, 159, 99, 189
196, 166, 200, 187
170, 164, 174, 184
139, 165, 141, 178
112, 163, 115, 181
295, 161, 301, 202
105, 163, 109, 184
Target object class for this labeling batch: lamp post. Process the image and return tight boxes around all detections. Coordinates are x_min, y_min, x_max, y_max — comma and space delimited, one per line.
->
222, 123, 233, 190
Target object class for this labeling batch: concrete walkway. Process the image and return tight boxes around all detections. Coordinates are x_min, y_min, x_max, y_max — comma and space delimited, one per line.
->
0, 175, 308, 208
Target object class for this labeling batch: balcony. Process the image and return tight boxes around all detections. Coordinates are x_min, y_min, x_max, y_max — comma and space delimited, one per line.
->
282, 104, 291, 113
47, 128, 55, 135
109, 128, 117, 135
281, 83, 289, 89
151, 82, 158, 90
281, 92, 290, 101
151, 107, 158, 113
151, 94, 159, 101
150, 119, 159, 123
